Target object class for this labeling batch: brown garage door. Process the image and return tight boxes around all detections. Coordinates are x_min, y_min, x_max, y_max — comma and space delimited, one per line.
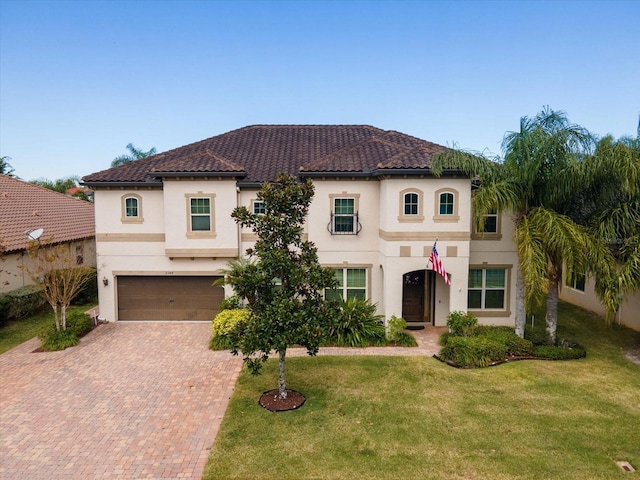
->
117, 276, 224, 321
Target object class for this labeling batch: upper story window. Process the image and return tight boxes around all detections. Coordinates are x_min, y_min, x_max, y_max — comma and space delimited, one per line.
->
439, 192, 454, 215
468, 268, 506, 310
325, 267, 367, 301
120, 193, 143, 223
253, 200, 266, 215
398, 188, 424, 223
328, 193, 362, 235
185, 192, 217, 238
566, 272, 586, 292
404, 193, 419, 215
191, 198, 211, 231
472, 210, 502, 240
433, 188, 460, 223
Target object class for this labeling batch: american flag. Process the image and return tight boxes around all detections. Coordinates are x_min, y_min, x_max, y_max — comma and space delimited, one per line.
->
429, 243, 451, 285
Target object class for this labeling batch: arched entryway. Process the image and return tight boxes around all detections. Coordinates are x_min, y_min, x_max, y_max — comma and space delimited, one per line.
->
402, 269, 435, 329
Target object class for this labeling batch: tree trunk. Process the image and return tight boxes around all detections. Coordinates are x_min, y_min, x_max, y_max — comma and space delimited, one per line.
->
545, 278, 559, 345
61, 304, 67, 331
515, 267, 526, 338
53, 303, 60, 331
278, 350, 287, 399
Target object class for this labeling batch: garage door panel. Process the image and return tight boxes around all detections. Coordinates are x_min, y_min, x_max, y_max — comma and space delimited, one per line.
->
117, 276, 223, 321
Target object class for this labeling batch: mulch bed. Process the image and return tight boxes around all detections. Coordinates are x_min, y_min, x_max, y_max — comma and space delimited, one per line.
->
259, 389, 306, 412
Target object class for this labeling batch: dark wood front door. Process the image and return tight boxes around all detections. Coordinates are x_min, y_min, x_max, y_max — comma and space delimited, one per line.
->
402, 270, 425, 327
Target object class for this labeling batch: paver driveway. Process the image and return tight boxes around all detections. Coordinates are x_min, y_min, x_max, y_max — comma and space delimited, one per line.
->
0, 323, 242, 480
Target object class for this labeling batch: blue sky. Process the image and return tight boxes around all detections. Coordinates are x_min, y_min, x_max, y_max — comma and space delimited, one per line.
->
1, 0, 638, 182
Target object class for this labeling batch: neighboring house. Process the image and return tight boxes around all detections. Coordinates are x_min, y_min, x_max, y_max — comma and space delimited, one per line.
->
81, 125, 518, 326
0, 175, 96, 294
560, 272, 640, 331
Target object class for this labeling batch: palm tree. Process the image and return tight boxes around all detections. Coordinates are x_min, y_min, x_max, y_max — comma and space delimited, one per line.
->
571, 131, 640, 322
111, 143, 157, 168
432, 108, 615, 344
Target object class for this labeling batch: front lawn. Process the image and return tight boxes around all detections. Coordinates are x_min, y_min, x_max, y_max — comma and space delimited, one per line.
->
204, 303, 640, 480
0, 304, 96, 354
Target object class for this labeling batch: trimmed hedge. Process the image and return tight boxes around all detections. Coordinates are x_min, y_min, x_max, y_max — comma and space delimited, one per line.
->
2, 285, 46, 320
439, 336, 507, 368
210, 309, 250, 350
476, 326, 534, 356
439, 321, 585, 368
0, 296, 10, 327
532, 344, 586, 360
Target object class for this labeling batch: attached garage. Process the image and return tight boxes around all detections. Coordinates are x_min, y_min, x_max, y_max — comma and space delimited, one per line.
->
117, 276, 224, 321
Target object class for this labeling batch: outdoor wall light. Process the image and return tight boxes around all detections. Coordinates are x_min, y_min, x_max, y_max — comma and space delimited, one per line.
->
102, 277, 109, 286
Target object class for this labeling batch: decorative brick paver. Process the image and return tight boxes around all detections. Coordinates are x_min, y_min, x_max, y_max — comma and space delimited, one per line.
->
0, 323, 242, 480
0, 323, 443, 480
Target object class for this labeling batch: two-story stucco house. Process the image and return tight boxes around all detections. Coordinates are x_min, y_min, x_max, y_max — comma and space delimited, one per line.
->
81, 125, 518, 327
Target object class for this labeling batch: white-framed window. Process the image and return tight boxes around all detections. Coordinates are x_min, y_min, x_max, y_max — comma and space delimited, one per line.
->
253, 200, 266, 215
190, 197, 211, 231
566, 272, 586, 292
404, 192, 419, 215
328, 192, 361, 235
398, 188, 424, 222
185, 192, 216, 237
439, 192, 454, 215
468, 268, 506, 310
433, 188, 459, 222
120, 193, 143, 223
325, 268, 367, 301
480, 212, 498, 233
125, 197, 139, 217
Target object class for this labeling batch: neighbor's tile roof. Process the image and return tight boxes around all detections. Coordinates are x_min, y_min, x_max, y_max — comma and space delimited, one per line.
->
0, 175, 95, 253
82, 125, 451, 185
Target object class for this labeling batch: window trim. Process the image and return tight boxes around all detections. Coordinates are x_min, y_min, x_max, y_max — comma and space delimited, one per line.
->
398, 188, 424, 222
252, 199, 266, 215
433, 188, 460, 222
120, 193, 143, 224
471, 211, 502, 240
185, 192, 217, 238
323, 264, 371, 300
467, 264, 512, 317
328, 192, 361, 235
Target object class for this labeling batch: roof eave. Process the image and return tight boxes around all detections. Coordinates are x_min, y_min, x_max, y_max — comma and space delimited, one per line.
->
153, 171, 246, 178
80, 180, 163, 188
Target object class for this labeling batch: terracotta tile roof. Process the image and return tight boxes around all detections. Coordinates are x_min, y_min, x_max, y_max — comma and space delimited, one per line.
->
0, 175, 95, 253
82, 125, 451, 185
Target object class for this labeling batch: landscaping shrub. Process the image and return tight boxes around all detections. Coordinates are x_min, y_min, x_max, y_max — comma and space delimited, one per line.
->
446, 310, 478, 336
4, 285, 46, 320
393, 331, 418, 347
476, 326, 534, 356
326, 297, 386, 347
533, 344, 586, 360
210, 308, 249, 350
439, 336, 508, 368
39, 328, 79, 351
72, 268, 98, 304
219, 295, 242, 311
387, 315, 407, 342
0, 296, 10, 327
65, 310, 93, 337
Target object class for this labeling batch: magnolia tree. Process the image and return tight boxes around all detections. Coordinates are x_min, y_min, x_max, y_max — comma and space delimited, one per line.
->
225, 173, 337, 401
23, 239, 94, 331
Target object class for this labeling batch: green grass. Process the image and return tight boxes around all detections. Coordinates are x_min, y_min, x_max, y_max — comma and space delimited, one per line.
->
204, 302, 640, 480
0, 304, 96, 354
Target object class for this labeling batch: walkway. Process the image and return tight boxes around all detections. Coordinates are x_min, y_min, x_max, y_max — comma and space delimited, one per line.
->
0, 323, 443, 480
